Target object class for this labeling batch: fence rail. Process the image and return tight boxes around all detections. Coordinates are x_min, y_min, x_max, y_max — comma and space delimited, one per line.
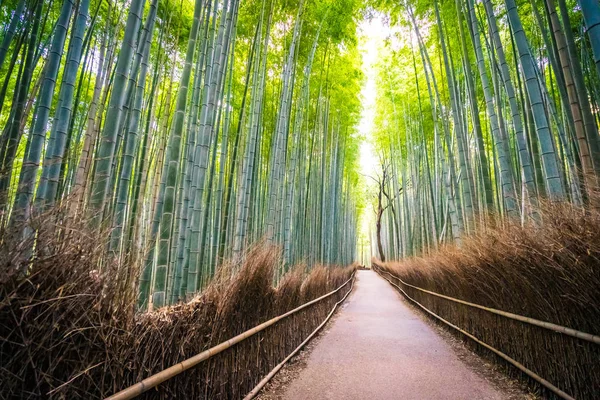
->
373, 265, 577, 400
375, 266, 600, 345
243, 275, 356, 400
105, 273, 355, 400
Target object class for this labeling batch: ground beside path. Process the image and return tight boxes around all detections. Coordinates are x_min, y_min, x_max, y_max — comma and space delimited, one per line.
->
259, 270, 530, 400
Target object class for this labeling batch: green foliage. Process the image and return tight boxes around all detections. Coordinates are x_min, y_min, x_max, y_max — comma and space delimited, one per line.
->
370, 0, 598, 259
0, 0, 367, 308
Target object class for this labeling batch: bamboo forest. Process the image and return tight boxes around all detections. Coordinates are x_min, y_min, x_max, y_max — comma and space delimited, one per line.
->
1, 0, 600, 398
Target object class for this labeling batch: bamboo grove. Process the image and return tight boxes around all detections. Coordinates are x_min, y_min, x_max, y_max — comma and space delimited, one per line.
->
0, 0, 365, 309
370, 0, 600, 260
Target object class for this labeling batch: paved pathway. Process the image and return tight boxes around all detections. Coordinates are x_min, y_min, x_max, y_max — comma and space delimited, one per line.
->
282, 270, 508, 400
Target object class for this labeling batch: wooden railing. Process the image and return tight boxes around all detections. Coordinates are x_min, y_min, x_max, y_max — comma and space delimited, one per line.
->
106, 273, 355, 400
373, 263, 600, 400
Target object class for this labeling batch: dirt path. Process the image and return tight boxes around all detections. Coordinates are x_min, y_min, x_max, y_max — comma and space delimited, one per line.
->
268, 270, 529, 400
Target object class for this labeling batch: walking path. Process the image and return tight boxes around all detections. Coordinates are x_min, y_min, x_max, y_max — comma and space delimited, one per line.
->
280, 270, 513, 400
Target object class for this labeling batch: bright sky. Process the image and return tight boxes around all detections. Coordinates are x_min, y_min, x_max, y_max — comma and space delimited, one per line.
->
358, 14, 387, 179
356, 13, 390, 264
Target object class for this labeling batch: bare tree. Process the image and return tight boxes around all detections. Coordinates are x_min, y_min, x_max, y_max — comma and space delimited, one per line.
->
369, 160, 402, 262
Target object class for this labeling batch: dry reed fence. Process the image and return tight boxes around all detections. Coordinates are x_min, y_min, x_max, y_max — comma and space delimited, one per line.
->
374, 200, 600, 399
0, 210, 355, 399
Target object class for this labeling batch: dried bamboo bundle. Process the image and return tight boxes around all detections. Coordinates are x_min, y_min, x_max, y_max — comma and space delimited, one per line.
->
0, 211, 356, 399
